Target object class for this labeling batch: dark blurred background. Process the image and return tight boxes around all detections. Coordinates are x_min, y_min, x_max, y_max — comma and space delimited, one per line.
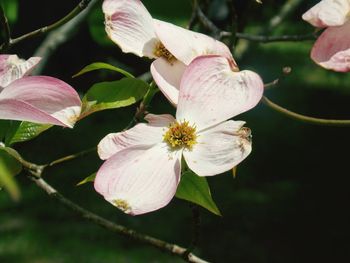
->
1, 0, 350, 262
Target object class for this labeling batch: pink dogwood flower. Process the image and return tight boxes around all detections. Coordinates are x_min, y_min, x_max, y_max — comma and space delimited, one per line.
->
103, 0, 236, 105
0, 54, 82, 128
94, 55, 264, 215
302, 0, 350, 72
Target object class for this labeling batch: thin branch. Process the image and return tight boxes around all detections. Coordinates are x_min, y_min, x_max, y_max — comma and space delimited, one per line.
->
194, 3, 221, 39
261, 96, 350, 127
221, 32, 317, 43
28, 175, 209, 263
0, 4, 11, 51
32, 0, 99, 75
0, 0, 93, 52
48, 147, 96, 167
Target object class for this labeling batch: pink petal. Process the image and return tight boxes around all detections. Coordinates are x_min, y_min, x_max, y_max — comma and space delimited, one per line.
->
98, 113, 174, 160
150, 58, 186, 106
102, 0, 158, 58
154, 19, 235, 65
94, 144, 182, 215
184, 120, 252, 176
311, 21, 350, 72
0, 55, 41, 88
176, 55, 264, 131
0, 76, 81, 127
302, 0, 350, 27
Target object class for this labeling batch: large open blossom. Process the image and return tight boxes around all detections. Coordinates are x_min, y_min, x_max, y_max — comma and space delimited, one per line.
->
0, 54, 82, 128
103, 0, 236, 105
302, 0, 350, 72
94, 55, 264, 215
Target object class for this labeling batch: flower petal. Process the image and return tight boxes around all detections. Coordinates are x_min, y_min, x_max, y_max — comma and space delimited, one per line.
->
176, 55, 264, 131
302, 0, 350, 27
311, 21, 350, 72
0, 76, 81, 127
0, 55, 41, 88
184, 120, 252, 176
154, 19, 235, 65
98, 114, 175, 160
150, 58, 186, 106
102, 0, 158, 58
94, 144, 182, 215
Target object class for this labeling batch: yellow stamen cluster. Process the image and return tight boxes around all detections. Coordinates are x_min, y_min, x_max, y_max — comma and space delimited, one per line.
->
163, 121, 197, 149
154, 42, 176, 63
113, 199, 130, 212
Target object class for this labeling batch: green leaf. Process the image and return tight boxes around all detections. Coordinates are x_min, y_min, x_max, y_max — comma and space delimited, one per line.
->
5, 122, 52, 145
176, 171, 221, 216
81, 78, 149, 118
77, 173, 96, 186
0, 149, 22, 200
73, 62, 134, 79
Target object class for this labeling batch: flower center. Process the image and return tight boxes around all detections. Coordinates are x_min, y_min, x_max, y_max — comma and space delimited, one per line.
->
154, 42, 176, 63
113, 199, 131, 213
163, 121, 197, 149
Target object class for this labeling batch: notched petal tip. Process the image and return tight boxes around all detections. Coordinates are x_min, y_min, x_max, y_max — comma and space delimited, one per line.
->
102, 0, 158, 58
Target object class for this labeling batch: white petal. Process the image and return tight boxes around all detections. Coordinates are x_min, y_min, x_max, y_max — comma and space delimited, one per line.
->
102, 0, 158, 58
311, 21, 350, 72
150, 58, 186, 106
154, 19, 234, 65
176, 55, 264, 131
94, 144, 182, 215
98, 114, 174, 160
302, 0, 350, 27
0, 55, 41, 88
184, 120, 252, 176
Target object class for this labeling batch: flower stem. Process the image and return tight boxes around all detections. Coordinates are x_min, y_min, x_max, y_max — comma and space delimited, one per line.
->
262, 96, 350, 127
0, 0, 93, 51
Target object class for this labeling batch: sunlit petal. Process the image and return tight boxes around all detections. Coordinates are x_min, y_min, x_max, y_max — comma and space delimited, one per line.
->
103, 0, 158, 58
302, 0, 350, 27
0, 55, 41, 88
311, 21, 350, 72
154, 19, 234, 65
184, 120, 252, 176
98, 114, 174, 160
95, 144, 182, 215
0, 76, 81, 127
176, 55, 263, 130
150, 58, 186, 106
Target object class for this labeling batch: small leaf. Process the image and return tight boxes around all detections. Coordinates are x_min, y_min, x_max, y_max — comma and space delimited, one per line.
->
5, 122, 52, 145
0, 149, 22, 200
73, 62, 134, 79
176, 171, 221, 216
77, 173, 96, 186
80, 78, 149, 118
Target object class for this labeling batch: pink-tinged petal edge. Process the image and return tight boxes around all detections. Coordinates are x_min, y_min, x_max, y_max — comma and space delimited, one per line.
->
150, 58, 187, 106
302, 0, 350, 28
0, 55, 41, 88
184, 120, 252, 176
176, 55, 264, 131
98, 114, 175, 160
311, 21, 350, 72
102, 0, 158, 59
153, 19, 235, 66
0, 76, 81, 127
94, 144, 182, 215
